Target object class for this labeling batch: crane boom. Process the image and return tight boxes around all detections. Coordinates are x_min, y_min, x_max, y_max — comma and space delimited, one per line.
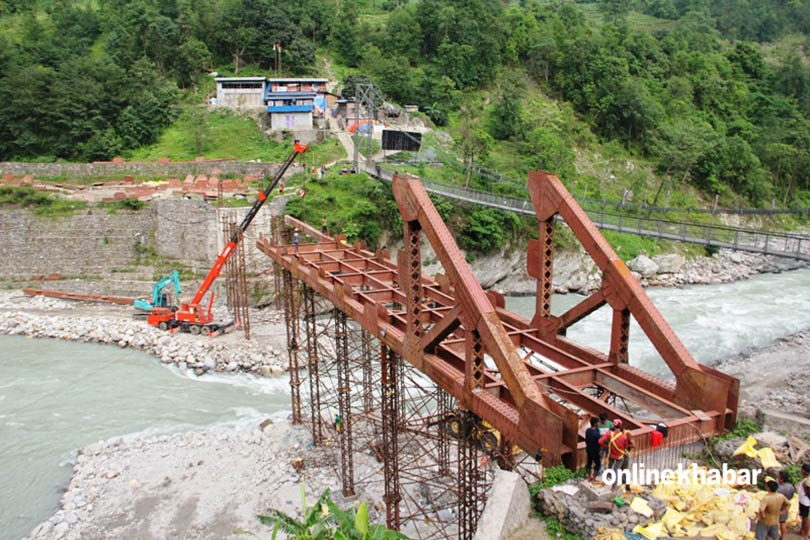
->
190, 141, 308, 306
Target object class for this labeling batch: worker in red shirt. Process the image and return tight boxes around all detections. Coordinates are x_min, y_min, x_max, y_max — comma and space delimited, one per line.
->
599, 419, 632, 490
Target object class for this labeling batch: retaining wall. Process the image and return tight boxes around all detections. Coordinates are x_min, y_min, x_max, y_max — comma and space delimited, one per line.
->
0, 161, 281, 179
0, 196, 289, 279
0, 208, 156, 278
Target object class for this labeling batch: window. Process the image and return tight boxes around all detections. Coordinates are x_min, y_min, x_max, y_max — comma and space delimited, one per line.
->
221, 82, 263, 89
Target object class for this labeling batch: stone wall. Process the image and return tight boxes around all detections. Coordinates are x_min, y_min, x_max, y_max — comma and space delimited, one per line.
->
0, 207, 156, 278
153, 199, 219, 271
0, 161, 281, 179
0, 196, 289, 280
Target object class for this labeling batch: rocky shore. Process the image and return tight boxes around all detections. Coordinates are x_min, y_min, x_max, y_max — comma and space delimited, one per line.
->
23, 419, 385, 540
22, 418, 425, 540
714, 329, 810, 420
463, 246, 807, 296
0, 291, 288, 377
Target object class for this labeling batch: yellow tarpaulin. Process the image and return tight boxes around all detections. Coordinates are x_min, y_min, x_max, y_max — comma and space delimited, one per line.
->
644, 465, 800, 540
593, 527, 627, 540
755, 447, 781, 469
632, 521, 665, 540
732, 436, 783, 469
630, 496, 655, 518
733, 436, 758, 458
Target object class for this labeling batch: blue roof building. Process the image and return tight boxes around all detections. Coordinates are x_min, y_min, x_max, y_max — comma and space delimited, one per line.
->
265, 90, 317, 130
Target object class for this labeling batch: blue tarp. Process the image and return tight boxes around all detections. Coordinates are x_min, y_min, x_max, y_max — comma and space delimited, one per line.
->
267, 105, 313, 113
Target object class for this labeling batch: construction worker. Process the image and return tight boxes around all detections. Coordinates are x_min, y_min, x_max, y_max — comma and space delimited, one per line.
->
333, 412, 342, 432
585, 417, 602, 482
597, 413, 613, 467
777, 469, 795, 539
757, 479, 789, 540
321, 216, 328, 234
293, 228, 300, 253
599, 419, 632, 490
799, 463, 810, 540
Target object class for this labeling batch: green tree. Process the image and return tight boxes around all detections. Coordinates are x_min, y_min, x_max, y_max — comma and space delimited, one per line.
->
175, 39, 212, 87
489, 71, 526, 140
454, 105, 493, 186
524, 128, 576, 180
599, 0, 633, 26
649, 118, 715, 204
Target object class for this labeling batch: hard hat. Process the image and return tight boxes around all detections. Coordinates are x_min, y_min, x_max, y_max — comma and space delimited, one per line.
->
614, 419, 623, 427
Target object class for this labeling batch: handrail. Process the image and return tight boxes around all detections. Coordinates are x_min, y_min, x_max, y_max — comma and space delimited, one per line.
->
381, 158, 810, 216
369, 163, 810, 262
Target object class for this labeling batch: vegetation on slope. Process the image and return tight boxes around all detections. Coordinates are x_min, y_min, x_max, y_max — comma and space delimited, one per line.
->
3, 0, 810, 255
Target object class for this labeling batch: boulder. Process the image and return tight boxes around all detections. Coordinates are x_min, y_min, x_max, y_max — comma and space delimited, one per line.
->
587, 500, 614, 514
754, 431, 788, 449
628, 254, 659, 278
652, 254, 685, 274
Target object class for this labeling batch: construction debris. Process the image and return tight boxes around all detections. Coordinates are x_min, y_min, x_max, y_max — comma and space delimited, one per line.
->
23, 288, 135, 305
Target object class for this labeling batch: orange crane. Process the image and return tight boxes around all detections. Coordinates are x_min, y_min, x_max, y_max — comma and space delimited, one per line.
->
147, 141, 308, 333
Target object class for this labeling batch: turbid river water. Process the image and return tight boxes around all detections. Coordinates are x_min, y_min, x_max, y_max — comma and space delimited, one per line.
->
506, 267, 810, 376
2, 268, 810, 539
0, 336, 290, 540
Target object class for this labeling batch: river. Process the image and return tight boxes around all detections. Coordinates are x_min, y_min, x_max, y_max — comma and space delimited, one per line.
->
506, 267, 810, 376
3, 268, 810, 539
0, 336, 290, 540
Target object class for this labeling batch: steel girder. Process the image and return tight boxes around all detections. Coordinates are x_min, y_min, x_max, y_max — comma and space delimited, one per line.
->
257, 172, 739, 467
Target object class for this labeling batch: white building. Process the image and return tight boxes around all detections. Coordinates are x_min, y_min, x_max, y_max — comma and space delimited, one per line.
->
214, 77, 267, 109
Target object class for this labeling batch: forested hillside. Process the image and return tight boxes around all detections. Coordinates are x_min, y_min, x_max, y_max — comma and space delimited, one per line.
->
2, 0, 810, 208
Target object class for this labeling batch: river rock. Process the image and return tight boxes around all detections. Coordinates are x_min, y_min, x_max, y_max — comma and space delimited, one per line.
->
628, 254, 659, 277
53, 521, 69, 538
754, 431, 788, 449
652, 253, 685, 274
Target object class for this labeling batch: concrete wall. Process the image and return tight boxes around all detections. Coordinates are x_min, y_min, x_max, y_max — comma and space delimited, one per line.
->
0, 208, 156, 278
0, 197, 288, 280
271, 112, 313, 131
216, 89, 265, 109
473, 470, 531, 540
153, 199, 219, 270
0, 161, 281, 180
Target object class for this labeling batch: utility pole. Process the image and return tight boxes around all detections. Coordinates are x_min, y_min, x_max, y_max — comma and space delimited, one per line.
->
354, 83, 381, 172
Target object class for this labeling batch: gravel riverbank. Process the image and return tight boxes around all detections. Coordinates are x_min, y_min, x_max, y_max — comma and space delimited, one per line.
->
714, 328, 810, 418
463, 245, 807, 296
0, 291, 288, 377
23, 419, 389, 540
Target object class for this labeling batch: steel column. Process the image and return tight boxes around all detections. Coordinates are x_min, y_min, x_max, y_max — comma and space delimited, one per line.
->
381, 344, 401, 530
362, 329, 374, 413
283, 270, 303, 424
335, 308, 356, 497
437, 389, 451, 476
458, 435, 483, 540
303, 285, 323, 445
404, 220, 424, 341
536, 218, 555, 321
609, 308, 630, 365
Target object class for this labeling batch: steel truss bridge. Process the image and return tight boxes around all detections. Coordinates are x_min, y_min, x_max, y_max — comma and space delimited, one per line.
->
258, 171, 739, 539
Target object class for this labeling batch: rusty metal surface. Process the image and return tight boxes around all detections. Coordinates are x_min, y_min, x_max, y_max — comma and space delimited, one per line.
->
23, 288, 136, 305
258, 172, 739, 468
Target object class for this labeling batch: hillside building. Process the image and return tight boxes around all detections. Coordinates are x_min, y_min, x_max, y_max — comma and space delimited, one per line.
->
213, 77, 267, 109
213, 76, 331, 131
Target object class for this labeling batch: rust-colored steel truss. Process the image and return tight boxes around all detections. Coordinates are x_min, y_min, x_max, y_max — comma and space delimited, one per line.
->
223, 218, 251, 339
258, 172, 739, 468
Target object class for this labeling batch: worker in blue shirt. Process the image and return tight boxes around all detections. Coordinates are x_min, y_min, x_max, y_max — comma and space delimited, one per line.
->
585, 416, 602, 481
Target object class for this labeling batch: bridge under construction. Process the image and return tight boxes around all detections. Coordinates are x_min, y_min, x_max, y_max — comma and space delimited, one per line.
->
258, 171, 740, 539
